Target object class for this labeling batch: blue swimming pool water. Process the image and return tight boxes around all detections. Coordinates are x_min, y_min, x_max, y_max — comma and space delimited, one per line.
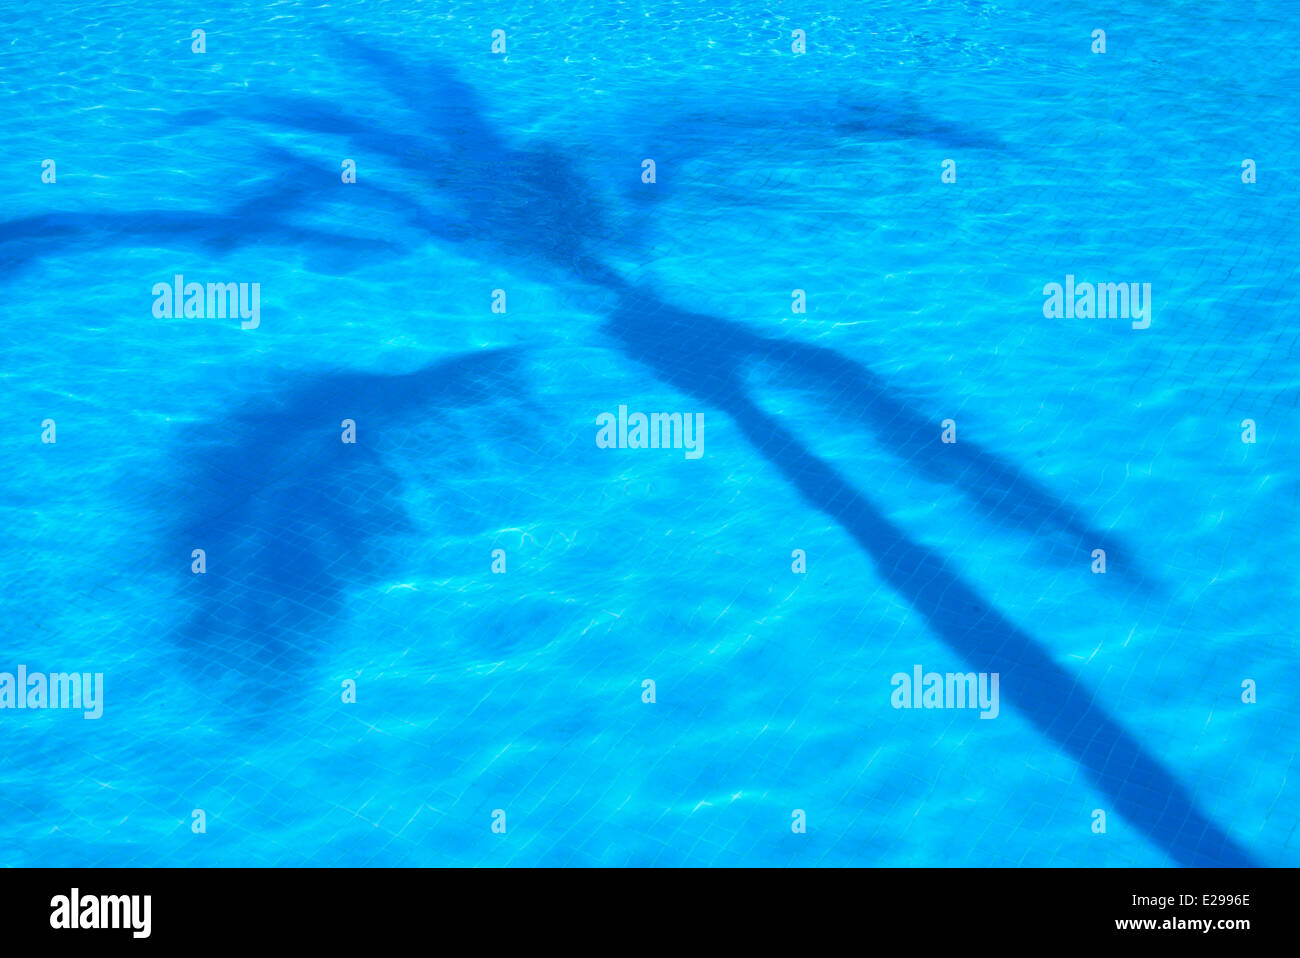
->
1, 1, 1297, 867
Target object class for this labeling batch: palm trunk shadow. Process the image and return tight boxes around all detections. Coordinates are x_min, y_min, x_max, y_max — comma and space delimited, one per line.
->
604, 291, 1254, 867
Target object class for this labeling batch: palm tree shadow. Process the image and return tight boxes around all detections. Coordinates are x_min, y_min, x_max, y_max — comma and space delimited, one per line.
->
163, 32, 1251, 864
6, 27, 1248, 863
316, 35, 1138, 569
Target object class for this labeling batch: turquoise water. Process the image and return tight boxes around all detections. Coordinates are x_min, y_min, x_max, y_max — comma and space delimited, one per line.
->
1, 2, 1297, 867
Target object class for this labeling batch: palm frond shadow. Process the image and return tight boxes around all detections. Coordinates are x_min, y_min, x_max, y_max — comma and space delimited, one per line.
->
167, 348, 527, 707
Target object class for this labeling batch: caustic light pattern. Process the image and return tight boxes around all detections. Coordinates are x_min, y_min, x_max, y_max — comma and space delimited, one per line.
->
1, 2, 1297, 867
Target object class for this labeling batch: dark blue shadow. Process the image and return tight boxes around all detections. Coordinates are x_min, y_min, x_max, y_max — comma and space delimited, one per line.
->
6, 26, 1248, 864
603, 289, 1252, 867
169, 349, 523, 702
163, 35, 1250, 863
